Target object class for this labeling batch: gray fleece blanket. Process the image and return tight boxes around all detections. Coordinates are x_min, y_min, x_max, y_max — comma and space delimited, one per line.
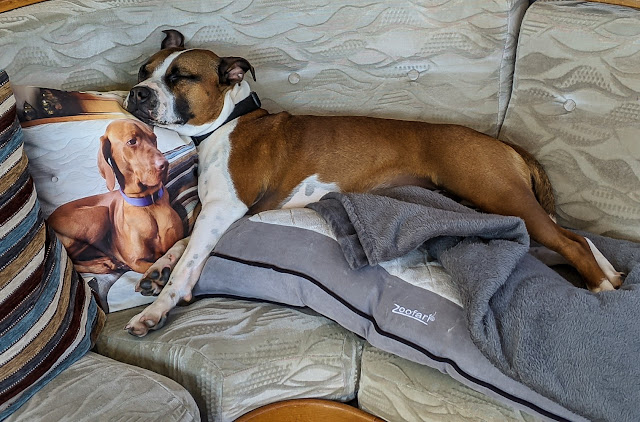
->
308, 186, 640, 422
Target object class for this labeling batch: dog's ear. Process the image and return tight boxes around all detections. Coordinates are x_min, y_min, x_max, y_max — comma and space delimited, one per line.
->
218, 57, 256, 85
97, 135, 117, 191
161, 29, 185, 50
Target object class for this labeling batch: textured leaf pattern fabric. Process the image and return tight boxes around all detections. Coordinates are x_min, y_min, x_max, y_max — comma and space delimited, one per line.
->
0, 0, 527, 137
96, 298, 363, 421
4, 352, 200, 422
358, 345, 541, 422
500, 1, 640, 241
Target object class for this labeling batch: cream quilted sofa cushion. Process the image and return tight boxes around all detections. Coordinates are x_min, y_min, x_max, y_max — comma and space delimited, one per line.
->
0, 0, 534, 421
500, 0, 640, 241
358, 345, 540, 422
4, 352, 200, 422
96, 299, 362, 421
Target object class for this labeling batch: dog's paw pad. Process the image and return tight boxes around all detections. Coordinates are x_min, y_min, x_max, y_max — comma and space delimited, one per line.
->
137, 267, 174, 296
137, 278, 156, 295
160, 267, 171, 283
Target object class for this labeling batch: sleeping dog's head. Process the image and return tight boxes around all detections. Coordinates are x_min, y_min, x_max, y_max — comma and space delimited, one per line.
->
124, 30, 255, 136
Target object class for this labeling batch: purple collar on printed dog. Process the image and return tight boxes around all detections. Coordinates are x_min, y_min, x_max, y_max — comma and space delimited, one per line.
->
120, 186, 164, 207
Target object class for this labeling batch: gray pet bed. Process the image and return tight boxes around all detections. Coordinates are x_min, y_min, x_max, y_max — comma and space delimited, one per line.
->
196, 187, 640, 422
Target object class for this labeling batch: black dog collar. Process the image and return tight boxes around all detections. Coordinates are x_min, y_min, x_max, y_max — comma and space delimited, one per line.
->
191, 91, 261, 146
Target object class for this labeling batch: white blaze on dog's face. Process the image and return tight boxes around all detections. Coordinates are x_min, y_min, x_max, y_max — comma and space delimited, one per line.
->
124, 31, 255, 136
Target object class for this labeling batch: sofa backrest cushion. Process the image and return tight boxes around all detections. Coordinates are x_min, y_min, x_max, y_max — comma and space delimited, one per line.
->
500, 1, 640, 241
0, 0, 528, 137
0, 70, 104, 420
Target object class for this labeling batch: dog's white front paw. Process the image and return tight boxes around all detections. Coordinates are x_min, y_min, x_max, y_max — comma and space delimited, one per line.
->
125, 306, 168, 337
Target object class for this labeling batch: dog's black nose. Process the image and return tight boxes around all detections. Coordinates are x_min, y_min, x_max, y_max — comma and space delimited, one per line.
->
130, 86, 151, 104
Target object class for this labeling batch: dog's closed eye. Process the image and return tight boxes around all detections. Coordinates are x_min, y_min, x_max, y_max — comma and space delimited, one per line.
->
166, 71, 199, 85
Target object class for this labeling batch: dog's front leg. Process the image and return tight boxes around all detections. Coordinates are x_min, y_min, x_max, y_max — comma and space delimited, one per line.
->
136, 237, 191, 296
125, 200, 248, 337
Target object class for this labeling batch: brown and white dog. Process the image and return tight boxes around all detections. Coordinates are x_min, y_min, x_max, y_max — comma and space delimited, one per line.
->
122, 30, 622, 337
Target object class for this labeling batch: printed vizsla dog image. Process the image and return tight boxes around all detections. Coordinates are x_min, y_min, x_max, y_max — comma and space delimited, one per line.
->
48, 118, 184, 275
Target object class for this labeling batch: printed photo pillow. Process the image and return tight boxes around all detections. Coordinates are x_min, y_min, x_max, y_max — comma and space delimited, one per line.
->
13, 86, 199, 313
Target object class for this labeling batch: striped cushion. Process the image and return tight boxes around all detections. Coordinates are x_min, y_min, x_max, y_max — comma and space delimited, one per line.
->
0, 70, 105, 419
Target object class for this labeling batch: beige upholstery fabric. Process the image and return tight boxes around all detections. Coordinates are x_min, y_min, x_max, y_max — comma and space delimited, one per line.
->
4, 352, 200, 422
500, 0, 640, 241
0, 0, 527, 137
0, 1, 533, 420
96, 298, 363, 422
358, 345, 539, 422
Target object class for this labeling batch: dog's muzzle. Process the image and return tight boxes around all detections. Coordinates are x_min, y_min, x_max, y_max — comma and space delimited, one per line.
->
125, 86, 157, 122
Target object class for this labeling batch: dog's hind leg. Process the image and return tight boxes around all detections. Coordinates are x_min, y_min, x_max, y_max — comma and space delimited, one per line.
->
489, 190, 623, 292
584, 237, 624, 292
548, 225, 623, 291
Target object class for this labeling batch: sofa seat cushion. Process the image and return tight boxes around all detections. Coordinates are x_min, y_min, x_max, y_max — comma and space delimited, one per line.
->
499, 0, 640, 241
3, 352, 200, 422
357, 344, 539, 422
95, 298, 363, 422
